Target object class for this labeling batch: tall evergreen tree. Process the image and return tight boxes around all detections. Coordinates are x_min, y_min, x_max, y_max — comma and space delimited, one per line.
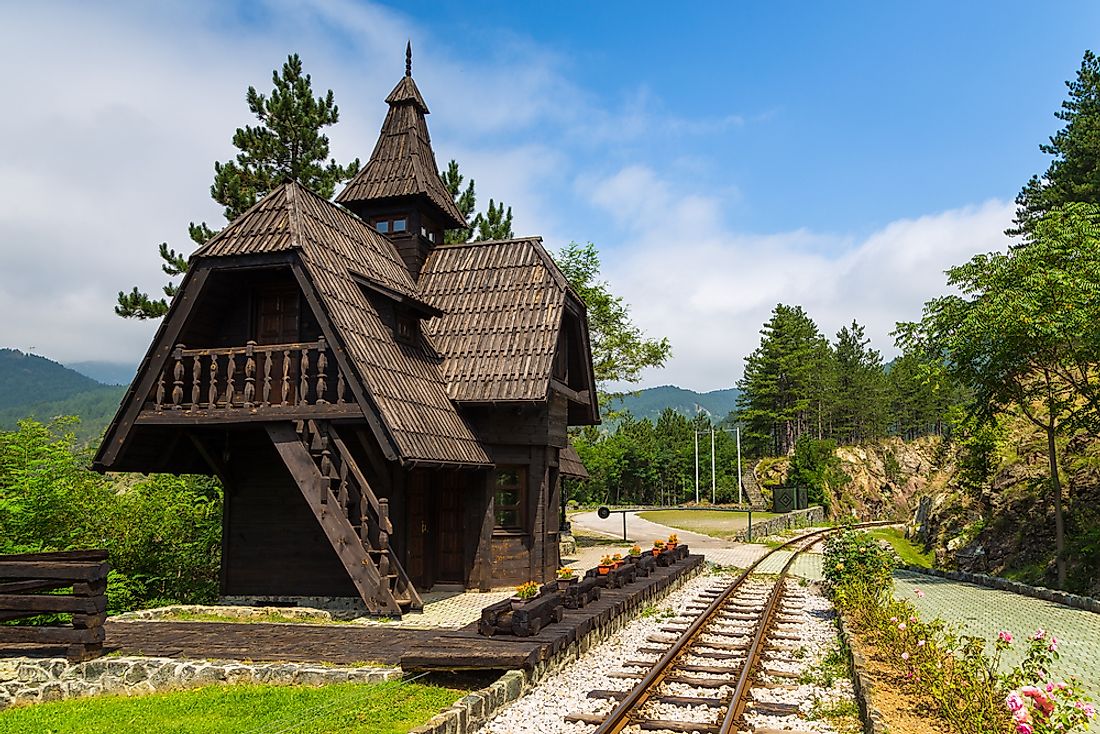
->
736, 304, 831, 456
116, 54, 359, 319
832, 320, 888, 443
1009, 50, 1100, 236
441, 160, 476, 243
472, 199, 514, 241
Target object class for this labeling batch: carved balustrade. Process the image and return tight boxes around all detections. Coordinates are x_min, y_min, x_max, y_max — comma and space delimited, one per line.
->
147, 337, 355, 416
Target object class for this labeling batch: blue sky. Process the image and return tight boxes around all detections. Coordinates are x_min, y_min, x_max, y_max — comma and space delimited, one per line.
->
1, 1, 1096, 390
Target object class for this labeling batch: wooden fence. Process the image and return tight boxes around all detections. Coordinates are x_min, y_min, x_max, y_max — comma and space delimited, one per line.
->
0, 550, 110, 662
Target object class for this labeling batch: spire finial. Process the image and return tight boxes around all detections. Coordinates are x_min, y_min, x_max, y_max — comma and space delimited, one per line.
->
405, 41, 412, 77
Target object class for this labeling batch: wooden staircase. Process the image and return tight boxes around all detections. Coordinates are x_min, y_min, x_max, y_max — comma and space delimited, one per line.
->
266, 420, 422, 616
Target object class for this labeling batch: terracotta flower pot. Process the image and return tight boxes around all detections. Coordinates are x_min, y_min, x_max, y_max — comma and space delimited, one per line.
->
597, 565, 611, 575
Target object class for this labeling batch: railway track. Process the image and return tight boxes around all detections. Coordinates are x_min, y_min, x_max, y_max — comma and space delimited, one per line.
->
564, 522, 892, 734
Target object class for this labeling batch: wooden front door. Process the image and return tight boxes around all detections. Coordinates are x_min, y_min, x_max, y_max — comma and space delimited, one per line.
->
254, 288, 300, 404
406, 473, 430, 589
435, 473, 464, 583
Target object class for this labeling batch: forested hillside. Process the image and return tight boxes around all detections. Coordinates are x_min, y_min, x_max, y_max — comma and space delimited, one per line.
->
608, 385, 740, 422
0, 349, 124, 443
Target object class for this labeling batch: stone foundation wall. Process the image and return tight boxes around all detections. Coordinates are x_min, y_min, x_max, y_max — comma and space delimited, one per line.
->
732, 505, 825, 541
0, 656, 399, 711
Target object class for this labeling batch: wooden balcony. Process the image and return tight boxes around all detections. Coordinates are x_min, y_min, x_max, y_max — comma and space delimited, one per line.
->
136, 337, 363, 424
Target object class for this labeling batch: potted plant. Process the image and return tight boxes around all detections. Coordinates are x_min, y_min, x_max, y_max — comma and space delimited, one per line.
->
511, 581, 540, 610
556, 566, 577, 590
666, 533, 679, 550
611, 553, 624, 569
597, 555, 614, 575
628, 544, 642, 559
652, 540, 665, 556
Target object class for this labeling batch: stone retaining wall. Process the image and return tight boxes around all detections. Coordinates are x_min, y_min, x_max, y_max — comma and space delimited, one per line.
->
901, 565, 1100, 614
0, 656, 399, 711
732, 505, 825, 541
836, 616, 889, 734
408, 558, 707, 734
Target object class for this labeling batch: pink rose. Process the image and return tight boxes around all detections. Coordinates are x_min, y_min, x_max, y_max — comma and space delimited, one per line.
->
998, 630, 1014, 644
1016, 724, 1033, 734
1033, 629, 1046, 640
901, 652, 909, 661
914, 588, 925, 598
898, 622, 907, 630
1048, 636, 1059, 652
1006, 693, 1024, 712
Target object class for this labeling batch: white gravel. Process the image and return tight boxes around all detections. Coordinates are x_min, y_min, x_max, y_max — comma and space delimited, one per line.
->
474, 572, 858, 734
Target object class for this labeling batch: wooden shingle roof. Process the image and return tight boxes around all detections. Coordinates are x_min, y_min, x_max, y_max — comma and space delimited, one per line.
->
194, 181, 490, 467
418, 237, 575, 403
334, 72, 465, 230
559, 445, 589, 480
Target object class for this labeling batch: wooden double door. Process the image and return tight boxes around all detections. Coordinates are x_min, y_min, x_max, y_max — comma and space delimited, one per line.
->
406, 471, 465, 588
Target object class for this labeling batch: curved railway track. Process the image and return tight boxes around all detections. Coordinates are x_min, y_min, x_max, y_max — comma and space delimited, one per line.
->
565, 522, 893, 734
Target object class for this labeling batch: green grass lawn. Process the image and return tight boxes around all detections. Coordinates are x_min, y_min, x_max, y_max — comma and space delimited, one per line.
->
870, 527, 934, 568
0, 681, 461, 734
638, 509, 779, 540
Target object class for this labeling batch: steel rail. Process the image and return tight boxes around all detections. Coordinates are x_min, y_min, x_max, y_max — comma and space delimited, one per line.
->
589, 521, 895, 734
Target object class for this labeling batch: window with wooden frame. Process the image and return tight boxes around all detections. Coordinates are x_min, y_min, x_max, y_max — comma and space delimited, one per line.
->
494, 466, 527, 530
395, 311, 418, 345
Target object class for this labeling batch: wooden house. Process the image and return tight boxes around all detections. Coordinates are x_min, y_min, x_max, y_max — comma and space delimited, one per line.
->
93, 49, 599, 615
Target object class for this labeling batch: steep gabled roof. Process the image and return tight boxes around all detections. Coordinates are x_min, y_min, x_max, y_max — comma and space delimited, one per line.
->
418, 237, 590, 403
334, 64, 465, 230
195, 181, 489, 466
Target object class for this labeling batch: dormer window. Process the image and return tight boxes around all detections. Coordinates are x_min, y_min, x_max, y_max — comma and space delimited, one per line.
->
373, 217, 408, 234
395, 312, 418, 345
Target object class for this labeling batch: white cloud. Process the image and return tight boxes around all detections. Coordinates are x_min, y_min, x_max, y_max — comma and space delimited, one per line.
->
0, 1, 1015, 400
583, 165, 1014, 392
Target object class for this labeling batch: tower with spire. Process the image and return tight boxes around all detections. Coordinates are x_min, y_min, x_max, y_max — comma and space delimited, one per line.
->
336, 42, 465, 280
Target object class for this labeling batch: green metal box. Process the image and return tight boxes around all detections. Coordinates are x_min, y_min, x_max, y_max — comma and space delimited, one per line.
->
773, 486, 797, 513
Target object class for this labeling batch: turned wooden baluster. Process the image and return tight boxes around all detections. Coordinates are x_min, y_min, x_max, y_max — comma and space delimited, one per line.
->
155, 372, 165, 411
207, 355, 219, 408
224, 353, 236, 407
281, 349, 291, 406
318, 438, 332, 505
299, 347, 310, 406
262, 349, 272, 407
243, 341, 256, 408
336, 369, 346, 405
190, 355, 201, 408
377, 499, 392, 579
171, 345, 185, 409
315, 337, 329, 404
336, 461, 349, 510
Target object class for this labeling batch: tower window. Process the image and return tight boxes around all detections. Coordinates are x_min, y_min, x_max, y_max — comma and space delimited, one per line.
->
392, 218, 407, 232
374, 219, 390, 233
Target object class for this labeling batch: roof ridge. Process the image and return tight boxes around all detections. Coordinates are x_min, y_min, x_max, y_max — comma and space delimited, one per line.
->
432, 236, 543, 250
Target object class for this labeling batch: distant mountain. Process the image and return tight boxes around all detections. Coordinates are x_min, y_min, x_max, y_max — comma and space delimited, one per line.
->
0, 349, 124, 443
67, 360, 136, 386
609, 385, 741, 422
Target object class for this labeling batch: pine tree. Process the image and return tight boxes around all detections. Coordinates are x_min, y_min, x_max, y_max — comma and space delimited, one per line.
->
116, 53, 359, 319
1009, 50, 1100, 236
832, 320, 888, 444
441, 160, 476, 243
736, 305, 831, 456
472, 199, 514, 241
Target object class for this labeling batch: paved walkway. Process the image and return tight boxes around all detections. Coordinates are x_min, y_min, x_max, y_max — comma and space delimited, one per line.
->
894, 570, 1100, 696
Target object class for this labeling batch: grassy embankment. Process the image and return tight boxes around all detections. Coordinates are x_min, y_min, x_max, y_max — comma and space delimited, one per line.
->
869, 527, 934, 568
638, 509, 779, 540
0, 681, 461, 734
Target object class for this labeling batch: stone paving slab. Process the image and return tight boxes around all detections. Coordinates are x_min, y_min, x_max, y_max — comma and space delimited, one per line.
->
895, 569, 1100, 697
